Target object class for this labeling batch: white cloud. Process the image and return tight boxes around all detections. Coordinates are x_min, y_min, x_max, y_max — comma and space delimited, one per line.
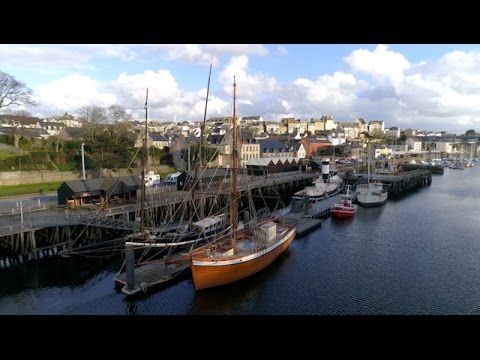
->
0, 44, 142, 75
386, 49, 480, 130
219, 56, 277, 100
279, 72, 359, 118
337, 46, 480, 131
110, 69, 229, 120
345, 44, 410, 86
30, 68, 230, 121
148, 44, 269, 66
33, 74, 116, 116
0, 45, 94, 73
159, 44, 218, 66
77, 44, 138, 60
204, 44, 268, 57
18, 45, 480, 133
112, 70, 181, 109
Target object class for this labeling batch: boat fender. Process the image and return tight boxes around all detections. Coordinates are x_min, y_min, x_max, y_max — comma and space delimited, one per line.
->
141, 282, 148, 293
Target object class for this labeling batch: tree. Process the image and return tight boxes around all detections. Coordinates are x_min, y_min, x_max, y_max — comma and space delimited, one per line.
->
0, 71, 37, 111
82, 123, 137, 170
181, 143, 218, 168
107, 105, 130, 124
3, 111, 38, 148
465, 129, 476, 135
106, 105, 132, 143
77, 105, 106, 124
9, 110, 32, 117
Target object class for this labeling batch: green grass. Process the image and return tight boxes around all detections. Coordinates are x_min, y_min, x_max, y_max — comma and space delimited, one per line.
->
0, 181, 63, 198
0, 170, 178, 198
0, 151, 16, 160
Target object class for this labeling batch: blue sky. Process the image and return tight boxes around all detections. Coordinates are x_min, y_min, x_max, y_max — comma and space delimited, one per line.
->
1, 44, 480, 133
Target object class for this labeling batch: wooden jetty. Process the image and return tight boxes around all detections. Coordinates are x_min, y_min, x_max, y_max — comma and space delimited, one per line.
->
280, 212, 322, 237
0, 169, 432, 268
402, 164, 444, 174
0, 171, 316, 268
115, 256, 190, 296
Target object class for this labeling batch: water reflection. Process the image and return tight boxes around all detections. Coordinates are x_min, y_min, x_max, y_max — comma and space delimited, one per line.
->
190, 251, 293, 315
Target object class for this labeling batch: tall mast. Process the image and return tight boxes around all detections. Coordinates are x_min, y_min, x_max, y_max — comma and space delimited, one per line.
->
140, 88, 148, 235
231, 77, 238, 248
367, 142, 371, 183
193, 61, 212, 220
199, 60, 212, 168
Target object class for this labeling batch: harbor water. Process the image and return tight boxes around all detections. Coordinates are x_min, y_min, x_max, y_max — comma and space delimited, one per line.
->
1, 166, 480, 315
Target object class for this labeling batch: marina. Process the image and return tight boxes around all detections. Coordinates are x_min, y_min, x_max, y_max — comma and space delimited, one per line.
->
0, 166, 479, 314
2, 43, 480, 315
0, 167, 433, 268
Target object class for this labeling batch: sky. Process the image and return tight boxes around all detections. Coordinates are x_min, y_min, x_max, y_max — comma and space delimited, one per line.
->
1, 43, 480, 134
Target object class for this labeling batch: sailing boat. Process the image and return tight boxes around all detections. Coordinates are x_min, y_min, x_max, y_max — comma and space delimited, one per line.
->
114, 88, 191, 296
189, 77, 296, 291
356, 143, 388, 207
115, 64, 228, 296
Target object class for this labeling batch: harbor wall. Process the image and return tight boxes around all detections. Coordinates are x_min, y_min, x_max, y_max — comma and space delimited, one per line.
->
0, 165, 174, 186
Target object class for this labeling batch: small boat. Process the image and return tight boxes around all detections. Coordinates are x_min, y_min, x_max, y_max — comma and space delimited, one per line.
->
331, 185, 357, 218
356, 143, 388, 207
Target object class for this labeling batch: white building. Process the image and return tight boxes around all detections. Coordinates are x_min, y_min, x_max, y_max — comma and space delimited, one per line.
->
387, 127, 400, 139
296, 143, 307, 158
406, 137, 422, 151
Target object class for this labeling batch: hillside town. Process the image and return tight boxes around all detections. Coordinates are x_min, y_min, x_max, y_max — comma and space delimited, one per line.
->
0, 112, 477, 169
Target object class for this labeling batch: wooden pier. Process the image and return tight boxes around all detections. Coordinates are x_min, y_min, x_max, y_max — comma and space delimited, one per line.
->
0, 171, 316, 268
281, 212, 322, 237
115, 257, 190, 296
0, 169, 432, 268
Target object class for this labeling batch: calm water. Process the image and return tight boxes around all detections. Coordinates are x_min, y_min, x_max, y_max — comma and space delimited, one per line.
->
1, 166, 480, 315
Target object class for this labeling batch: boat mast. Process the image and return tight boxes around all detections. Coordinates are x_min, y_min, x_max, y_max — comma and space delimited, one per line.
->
367, 142, 371, 184
140, 88, 148, 235
193, 61, 212, 220
199, 60, 212, 169
231, 77, 238, 248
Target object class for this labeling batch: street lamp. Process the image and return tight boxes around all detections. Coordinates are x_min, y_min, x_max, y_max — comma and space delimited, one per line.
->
81, 143, 86, 180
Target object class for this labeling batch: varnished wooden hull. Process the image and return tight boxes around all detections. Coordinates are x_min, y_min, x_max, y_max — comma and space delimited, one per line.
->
191, 229, 295, 290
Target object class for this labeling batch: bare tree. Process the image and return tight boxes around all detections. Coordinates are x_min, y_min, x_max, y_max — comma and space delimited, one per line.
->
107, 104, 130, 124
0, 71, 37, 111
77, 105, 107, 124
106, 105, 132, 143
8, 110, 32, 117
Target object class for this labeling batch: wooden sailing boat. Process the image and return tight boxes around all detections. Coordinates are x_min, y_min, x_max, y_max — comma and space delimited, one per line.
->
115, 88, 191, 296
115, 64, 227, 296
190, 77, 297, 291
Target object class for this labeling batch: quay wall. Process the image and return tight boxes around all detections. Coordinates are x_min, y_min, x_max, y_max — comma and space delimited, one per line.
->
0, 165, 174, 186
